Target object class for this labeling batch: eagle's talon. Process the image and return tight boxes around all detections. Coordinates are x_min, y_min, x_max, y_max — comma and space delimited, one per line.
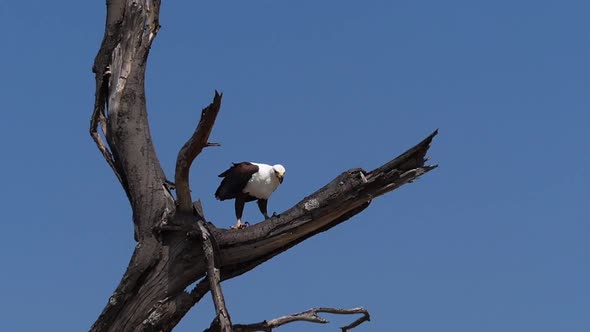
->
230, 222, 249, 230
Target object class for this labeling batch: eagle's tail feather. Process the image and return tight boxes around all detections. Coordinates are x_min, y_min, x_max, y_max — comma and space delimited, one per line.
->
215, 181, 231, 200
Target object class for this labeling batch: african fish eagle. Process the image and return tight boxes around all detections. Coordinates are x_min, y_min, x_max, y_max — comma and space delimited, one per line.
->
215, 162, 286, 229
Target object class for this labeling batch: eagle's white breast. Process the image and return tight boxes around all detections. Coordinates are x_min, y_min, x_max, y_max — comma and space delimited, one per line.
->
243, 163, 280, 199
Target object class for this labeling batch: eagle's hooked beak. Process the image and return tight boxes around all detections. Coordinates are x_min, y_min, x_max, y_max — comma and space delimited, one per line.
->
276, 172, 284, 184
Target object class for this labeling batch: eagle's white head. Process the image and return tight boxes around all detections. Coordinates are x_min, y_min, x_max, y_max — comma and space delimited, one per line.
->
272, 164, 286, 184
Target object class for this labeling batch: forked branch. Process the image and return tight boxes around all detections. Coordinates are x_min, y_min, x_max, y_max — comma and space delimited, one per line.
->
206, 307, 370, 332
175, 91, 223, 212
174, 91, 229, 330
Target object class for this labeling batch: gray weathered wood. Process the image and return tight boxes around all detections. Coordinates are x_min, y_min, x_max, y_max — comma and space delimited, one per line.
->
89, 1, 438, 331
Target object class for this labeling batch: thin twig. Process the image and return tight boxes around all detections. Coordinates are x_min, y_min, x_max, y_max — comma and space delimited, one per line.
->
315, 307, 371, 332
175, 91, 222, 212
206, 307, 370, 332
199, 221, 233, 332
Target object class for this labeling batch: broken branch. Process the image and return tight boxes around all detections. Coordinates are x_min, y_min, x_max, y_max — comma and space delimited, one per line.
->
175, 91, 223, 212
206, 307, 370, 332
213, 130, 439, 278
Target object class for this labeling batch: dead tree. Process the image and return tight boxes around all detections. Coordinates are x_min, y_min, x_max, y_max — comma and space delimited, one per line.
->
89, 1, 438, 331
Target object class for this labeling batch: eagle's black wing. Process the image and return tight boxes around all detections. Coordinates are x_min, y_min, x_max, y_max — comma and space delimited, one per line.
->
214, 162, 259, 200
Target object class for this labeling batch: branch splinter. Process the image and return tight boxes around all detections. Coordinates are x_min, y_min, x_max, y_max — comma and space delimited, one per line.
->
175, 91, 223, 212
90, 64, 126, 187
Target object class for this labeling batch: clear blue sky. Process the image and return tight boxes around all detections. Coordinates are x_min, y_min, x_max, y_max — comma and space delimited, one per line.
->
0, 1, 588, 331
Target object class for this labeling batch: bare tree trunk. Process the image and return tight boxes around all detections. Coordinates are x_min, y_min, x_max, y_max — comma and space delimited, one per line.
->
89, 1, 438, 331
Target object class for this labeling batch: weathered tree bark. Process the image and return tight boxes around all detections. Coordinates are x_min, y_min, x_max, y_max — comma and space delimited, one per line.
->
89, 1, 438, 331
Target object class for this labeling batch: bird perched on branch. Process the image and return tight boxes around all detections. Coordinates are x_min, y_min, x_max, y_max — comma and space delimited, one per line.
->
215, 162, 286, 229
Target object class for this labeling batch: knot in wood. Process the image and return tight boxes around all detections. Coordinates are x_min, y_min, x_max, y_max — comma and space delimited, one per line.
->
304, 199, 319, 211
143, 309, 162, 326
